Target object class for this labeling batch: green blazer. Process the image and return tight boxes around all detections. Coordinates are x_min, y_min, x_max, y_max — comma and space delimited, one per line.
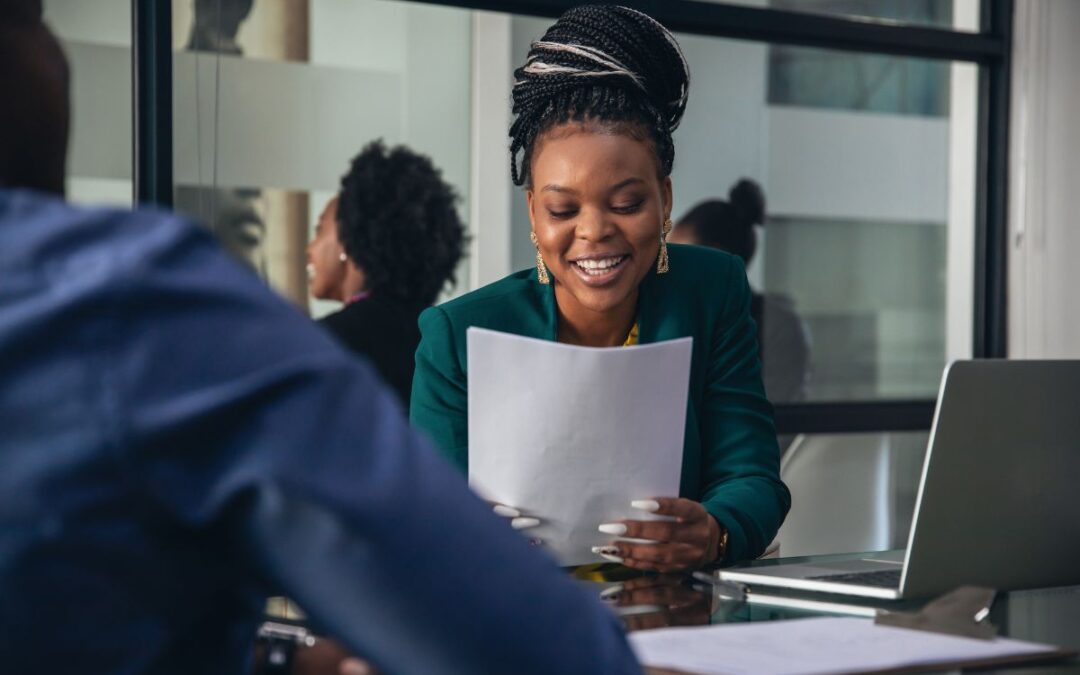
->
410, 244, 791, 562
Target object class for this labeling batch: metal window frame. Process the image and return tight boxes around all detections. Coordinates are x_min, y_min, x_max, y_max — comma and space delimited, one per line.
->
132, 0, 172, 207
132, 0, 1012, 436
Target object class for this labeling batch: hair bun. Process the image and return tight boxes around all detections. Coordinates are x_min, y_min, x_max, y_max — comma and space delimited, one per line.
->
729, 179, 766, 227
519, 4, 689, 132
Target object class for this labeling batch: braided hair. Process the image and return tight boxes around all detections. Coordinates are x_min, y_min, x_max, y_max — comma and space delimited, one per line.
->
509, 5, 689, 187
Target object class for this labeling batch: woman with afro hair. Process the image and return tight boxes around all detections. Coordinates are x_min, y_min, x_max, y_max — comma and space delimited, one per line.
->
307, 140, 465, 404
410, 5, 790, 571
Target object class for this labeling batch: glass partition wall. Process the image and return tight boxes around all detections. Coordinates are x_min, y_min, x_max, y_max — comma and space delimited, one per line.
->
510, 15, 979, 403
169, 0, 472, 314
120, 0, 1011, 556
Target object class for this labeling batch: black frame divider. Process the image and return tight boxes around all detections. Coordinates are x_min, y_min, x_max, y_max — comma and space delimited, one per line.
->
132, 0, 173, 207
974, 0, 1012, 362
131, 0, 1013, 437
775, 401, 936, 436
417, 0, 1003, 62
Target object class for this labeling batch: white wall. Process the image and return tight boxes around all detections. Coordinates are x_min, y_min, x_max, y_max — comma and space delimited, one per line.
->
1008, 0, 1080, 358
469, 12, 513, 287
43, 0, 133, 206
766, 108, 948, 223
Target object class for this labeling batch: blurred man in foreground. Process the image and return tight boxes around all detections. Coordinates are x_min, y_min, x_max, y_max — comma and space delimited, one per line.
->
0, 3, 641, 674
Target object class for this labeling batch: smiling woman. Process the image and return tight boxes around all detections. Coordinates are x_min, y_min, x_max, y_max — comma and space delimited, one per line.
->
410, 4, 791, 572
530, 131, 672, 346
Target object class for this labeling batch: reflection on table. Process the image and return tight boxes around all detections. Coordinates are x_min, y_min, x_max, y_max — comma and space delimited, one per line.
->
263, 555, 1080, 674
573, 557, 1080, 674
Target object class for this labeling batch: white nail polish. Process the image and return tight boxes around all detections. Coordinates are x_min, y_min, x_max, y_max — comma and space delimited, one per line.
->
493, 504, 520, 518
597, 553, 624, 564
631, 499, 661, 513
599, 584, 624, 600
511, 517, 540, 530
598, 523, 627, 536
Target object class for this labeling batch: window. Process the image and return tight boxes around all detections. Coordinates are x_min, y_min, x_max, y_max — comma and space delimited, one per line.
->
768, 47, 950, 116
133, 0, 1011, 435
778, 431, 927, 556
715, 0, 979, 32
507, 17, 975, 403
44, 0, 133, 207
169, 0, 473, 315
772, 0, 958, 28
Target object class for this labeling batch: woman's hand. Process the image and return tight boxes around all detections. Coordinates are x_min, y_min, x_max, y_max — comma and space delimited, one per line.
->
594, 498, 722, 572
490, 503, 543, 547
288, 639, 379, 675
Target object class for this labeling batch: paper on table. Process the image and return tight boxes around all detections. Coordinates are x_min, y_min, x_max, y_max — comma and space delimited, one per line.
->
467, 327, 692, 566
628, 616, 1063, 675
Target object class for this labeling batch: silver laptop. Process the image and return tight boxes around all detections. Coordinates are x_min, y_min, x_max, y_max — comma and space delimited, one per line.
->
719, 360, 1080, 599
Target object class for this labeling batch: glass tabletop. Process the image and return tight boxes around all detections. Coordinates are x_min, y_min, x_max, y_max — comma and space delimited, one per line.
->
572, 554, 1080, 674
265, 553, 1080, 673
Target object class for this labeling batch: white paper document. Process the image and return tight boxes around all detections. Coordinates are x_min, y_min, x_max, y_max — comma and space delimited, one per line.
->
628, 616, 1062, 675
467, 328, 693, 566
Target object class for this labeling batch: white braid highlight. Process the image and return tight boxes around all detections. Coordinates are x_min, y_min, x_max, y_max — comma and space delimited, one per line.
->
520, 41, 645, 91
514, 65, 640, 87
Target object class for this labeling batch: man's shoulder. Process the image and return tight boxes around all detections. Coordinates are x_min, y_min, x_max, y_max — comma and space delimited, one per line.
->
0, 188, 210, 276
0, 189, 304, 350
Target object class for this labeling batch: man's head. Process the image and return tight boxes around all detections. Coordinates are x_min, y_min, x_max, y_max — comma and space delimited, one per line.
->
0, 0, 70, 195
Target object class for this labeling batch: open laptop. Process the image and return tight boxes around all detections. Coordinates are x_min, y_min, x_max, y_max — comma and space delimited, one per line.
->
719, 360, 1080, 599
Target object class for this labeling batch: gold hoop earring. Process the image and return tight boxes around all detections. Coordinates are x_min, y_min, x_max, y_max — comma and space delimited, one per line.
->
657, 218, 673, 274
530, 231, 550, 285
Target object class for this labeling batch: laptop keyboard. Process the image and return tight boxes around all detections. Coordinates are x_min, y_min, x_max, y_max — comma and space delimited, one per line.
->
807, 569, 902, 588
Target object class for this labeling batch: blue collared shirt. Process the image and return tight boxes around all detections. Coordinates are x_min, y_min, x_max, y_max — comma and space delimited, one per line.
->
0, 190, 640, 675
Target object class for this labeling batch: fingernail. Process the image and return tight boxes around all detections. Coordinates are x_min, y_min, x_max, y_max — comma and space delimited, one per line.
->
599, 584, 624, 600
599, 523, 627, 536
631, 499, 660, 512
511, 517, 540, 530
493, 505, 520, 518
591, 545, 623, 563
339, 659, 374, 675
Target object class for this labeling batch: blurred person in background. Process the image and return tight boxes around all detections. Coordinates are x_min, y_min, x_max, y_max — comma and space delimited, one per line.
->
308, 142, 465, 406
669, 179, 812, 405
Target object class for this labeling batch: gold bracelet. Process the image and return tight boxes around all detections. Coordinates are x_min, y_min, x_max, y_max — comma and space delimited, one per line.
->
716, 525, 730, 563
